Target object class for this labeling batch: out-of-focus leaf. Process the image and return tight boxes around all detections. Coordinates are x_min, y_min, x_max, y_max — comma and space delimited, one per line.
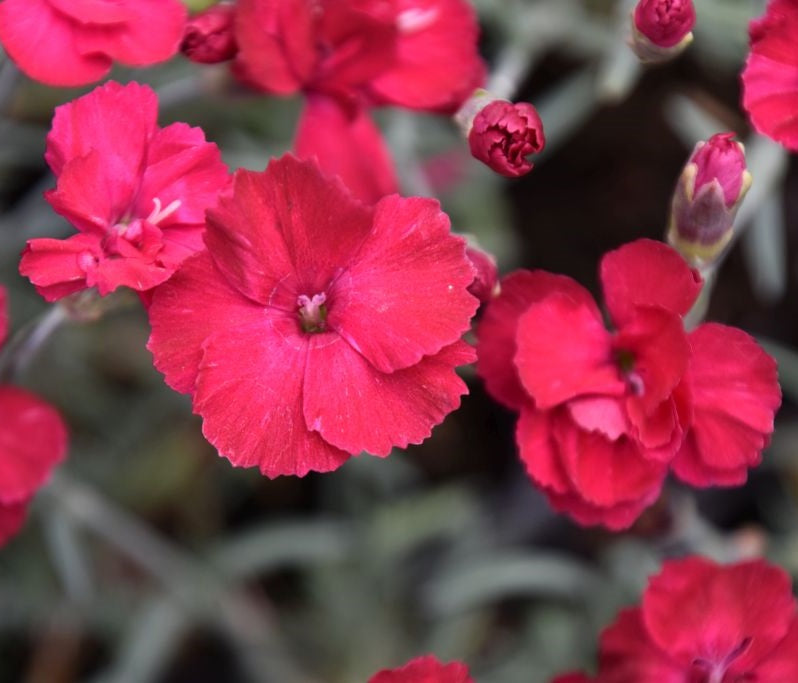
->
742, 192, 787, 303
759, 338, 798, 405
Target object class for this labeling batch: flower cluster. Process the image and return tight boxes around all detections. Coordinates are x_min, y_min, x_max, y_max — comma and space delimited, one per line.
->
147, 155, 478, 477
19, 81, 229, 302
556, 557, 798, 682
477, 239, 781, 529
0, 287, 68, 546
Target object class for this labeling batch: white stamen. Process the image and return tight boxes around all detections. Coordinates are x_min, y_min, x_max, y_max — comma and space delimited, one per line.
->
146, 197, 182, 225
397, 8, 438, 33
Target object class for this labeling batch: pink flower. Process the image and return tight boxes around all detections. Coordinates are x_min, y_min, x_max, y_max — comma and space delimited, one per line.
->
0, 0, 187, 87
147, 155, 478, 477
181, 2, 237, 64
19, 81, 229, 302
476, 239, 780, 529
741, 0, 798, 151
667, 133, 751, 266
630, 0, 695, 63
597, 557, 798, 682
369, 655, 474, 682
0, 286, 68, 546
465, 98, 545, 178
465, 244, 499, 303
231, 0, 485, 202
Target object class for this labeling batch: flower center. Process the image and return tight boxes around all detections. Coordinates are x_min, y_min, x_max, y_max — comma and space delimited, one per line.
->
297, 293, 328, 333
690, 637, 754, 683
615, 349, 645, 396
397, 8, 438, 33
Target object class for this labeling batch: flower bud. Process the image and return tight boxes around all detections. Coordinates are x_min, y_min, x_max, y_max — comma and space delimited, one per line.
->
629, 0, 696, 64
667, 133, 752, 267
181, 2, 237, 64
465, 243, 499, 303
455, 90, 545, 178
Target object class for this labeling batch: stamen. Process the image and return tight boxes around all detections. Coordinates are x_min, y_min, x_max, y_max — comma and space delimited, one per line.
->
145, 197, 182, 225
297, 293, 328, 333
397, 8, 438, 32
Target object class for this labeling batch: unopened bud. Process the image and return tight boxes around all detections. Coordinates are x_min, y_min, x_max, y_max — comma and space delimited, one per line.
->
181, 2, 237, 64
667, 133, 752, 267
455, 90, 545, 178
629, 0, 695, 64
465, 243, 499, 303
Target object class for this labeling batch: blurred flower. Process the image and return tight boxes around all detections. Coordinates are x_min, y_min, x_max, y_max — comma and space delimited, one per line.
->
476, 239, 780, 529
0, 0, 186, 86
19, 81, 229, 302
741, 0, 798, 152
0, 287, 68, 546
456, 92, 545, 178
231, 0, 485, 202
465, 242, 499, 303
147, 155, 478, 477
597, 557, 798, 681
369, 655, 473, 682
629, 0, 695, 64
667, 133, 751, 267
181, 1, 237, 64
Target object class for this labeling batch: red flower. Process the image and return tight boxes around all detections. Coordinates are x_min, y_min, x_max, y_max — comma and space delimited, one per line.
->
741, 0, 798, 151
147, 155, 478, 477
598, 557, 798, 682
0, 0, 186, 87
181, 2, 237, 64
232, 0, 485, 202
466, 99, 545, 178
19, 81, 229, 302
369, 655, 473, 682
0, 287, 68, 546
476, 239, 780, 529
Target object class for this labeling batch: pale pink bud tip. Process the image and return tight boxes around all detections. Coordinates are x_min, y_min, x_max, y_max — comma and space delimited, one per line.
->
465, 246, 499, 303
468, 100, 545, 178
181, 3, 237, 64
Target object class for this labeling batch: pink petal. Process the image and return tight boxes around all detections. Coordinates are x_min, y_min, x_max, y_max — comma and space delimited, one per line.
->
329, 194, 478, 373
515, 291, 625, 409
369, 0, 486, 112
545, 489, 657, 531
19, 234, 101, 302
754, 618, 798, 681
0, 385, 68, 503
369, 654, 474, 683
516, 406, 572, 494
567, 396, 629, 440
476, 270, 598, 411
0, 500, 28, 548
304, 337, 473, 456
600, 239, 702, 326
204, 157, 372, 305
742, 53, 798, 150
642, 557, 795, 671
232, 0, 316, 94
0, 0, 111, 86
294, 95, 398, 204
45, 81, 157, 179
671, 432, 749, 487
193, 316, 351, 477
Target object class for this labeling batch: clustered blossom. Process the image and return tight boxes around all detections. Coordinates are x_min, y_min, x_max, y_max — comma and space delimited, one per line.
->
667, 132, 751, 267
148, 155, 478, 477
19, 81, 229, 302
0, 287, 68, 546
230, 0, 485, 202
555, 557, 798, 682
0, 0, 186, 86
369, 655, 474, 682
741, 0, 798, 151
630, 0, 696, 64
477, 239, 780, 529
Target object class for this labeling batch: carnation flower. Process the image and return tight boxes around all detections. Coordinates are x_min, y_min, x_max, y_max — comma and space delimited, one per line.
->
476, 239, 780, 529
19, 81, 229, 302
597, 557, 798, 682
0, 0, 186, 87
741, 0, 798, 151
147, 155, 478, 477
0, 286, 68, 546
231, 0, 485, 202
369, 655, 473, 682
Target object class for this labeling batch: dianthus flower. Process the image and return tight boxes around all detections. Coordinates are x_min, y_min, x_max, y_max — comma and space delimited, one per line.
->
596, 557, 798, 682
0, 0, 186, 87
232, 0, 485, 202
369, 655, 474, 682
0, 286, 68, 546
741, 0, 798, 151
476, 239, 780, 529
19, 81, 229, 302
147, 155, 478, 477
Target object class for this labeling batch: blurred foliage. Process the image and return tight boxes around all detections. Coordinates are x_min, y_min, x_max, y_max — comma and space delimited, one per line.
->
1, 0, 797, 682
